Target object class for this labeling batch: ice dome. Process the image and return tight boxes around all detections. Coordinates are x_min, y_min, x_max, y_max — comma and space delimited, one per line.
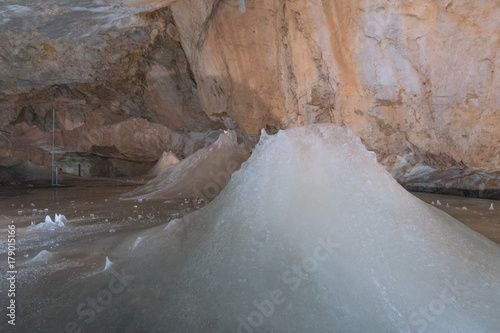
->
20, 124, 500, 333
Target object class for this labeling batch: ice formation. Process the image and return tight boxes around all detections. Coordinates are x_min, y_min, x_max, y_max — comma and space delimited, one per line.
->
104, 256, 113, 271
105, 124, 500, 332
490, 203, 494, 210
130, 236, 143, 251
19, 125, 500, 332
55, 213, 68, 225
29, 250, 53, 263
145, 151, 179, 177
238, 0, 246, 13
30, 214, 67, 230
122, 130, 249, 201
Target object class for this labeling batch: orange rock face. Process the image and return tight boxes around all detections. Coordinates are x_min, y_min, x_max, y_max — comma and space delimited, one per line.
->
170, 0, 500, 172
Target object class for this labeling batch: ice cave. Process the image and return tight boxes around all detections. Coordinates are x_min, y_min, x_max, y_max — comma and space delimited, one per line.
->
1, 1, 500, 333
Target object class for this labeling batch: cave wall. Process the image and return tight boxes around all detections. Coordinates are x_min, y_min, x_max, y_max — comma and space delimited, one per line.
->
0, 0, 499, 181
170, 0, 500, 172
0, 3, 223, 173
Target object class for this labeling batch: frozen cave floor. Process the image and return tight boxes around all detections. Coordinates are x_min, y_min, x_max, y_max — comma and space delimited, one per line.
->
0, 124, 499, 333
0, 179, 499, 332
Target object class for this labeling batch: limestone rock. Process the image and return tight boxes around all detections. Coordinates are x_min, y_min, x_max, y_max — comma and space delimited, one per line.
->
170, 0, 500, 173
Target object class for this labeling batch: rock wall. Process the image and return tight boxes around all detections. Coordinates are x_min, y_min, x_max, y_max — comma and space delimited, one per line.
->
0, 3, 223, 174
170, 0, 500, 172
0, 0, 499, 183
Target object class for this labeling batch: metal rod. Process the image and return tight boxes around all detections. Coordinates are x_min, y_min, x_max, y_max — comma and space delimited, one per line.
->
52, 109, 54, 186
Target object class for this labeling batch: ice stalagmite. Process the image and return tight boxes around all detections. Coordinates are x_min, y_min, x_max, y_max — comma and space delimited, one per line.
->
19, 125, 500, 333
111, 124, 500, 333
145, 151, 179, 177
238, 0, 246, 13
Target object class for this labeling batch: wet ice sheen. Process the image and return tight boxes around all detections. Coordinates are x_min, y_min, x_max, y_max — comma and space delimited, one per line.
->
24, 125, 500, 332
112, 124, 500, 333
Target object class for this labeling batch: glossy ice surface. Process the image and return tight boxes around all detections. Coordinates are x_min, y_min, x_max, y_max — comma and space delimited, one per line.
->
1, 124, 499, 333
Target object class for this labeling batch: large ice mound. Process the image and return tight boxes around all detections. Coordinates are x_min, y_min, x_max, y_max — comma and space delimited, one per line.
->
22, 125, 500, 333
108, 124, 500, 332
